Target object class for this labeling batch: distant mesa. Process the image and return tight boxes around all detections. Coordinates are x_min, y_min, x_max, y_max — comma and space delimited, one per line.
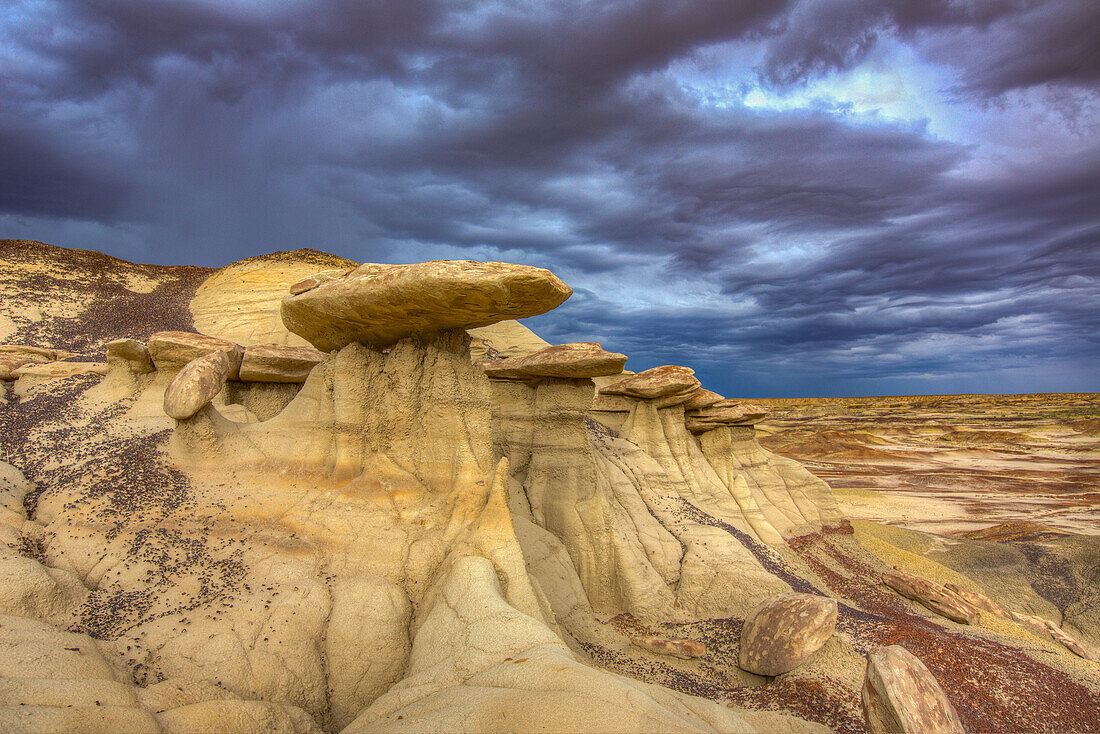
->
281, 260, 572, 351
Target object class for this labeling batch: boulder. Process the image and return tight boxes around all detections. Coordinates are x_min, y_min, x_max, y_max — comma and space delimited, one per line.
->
630, 635, 707, 660
599, 365, 701, 404
682, 389, 725, 411
163, 351, 231, 420
239, 344, 327, 383
686, 402, 768, 433
862, 645, 965, 734
882, 571, 980, 625
105, 338, 155, 374
280, 261, 572, 351
481, 342, 627, 380
148, 331, 244, 378
738, 593, 838, 676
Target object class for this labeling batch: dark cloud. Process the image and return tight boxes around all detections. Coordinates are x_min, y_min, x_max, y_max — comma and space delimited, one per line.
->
0, 0, 1096, 395
757, 0, 1100, 97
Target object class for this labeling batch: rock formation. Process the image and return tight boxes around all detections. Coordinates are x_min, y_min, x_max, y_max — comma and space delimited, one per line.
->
738, 593, 838, 676
481, 342, 627, 381
862, 645, 965, 734
280, 261, 571, 351
1, 240, 1097, 734
882, 570, 981, 625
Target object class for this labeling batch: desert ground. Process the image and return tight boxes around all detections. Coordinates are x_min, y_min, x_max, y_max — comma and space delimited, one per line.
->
756, 394, 1100, 537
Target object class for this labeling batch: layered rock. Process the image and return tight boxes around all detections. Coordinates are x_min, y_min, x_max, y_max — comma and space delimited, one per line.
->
280, 261, 571, 351
682, 389, 725, 411
738, 593, 838, 676
482, 342, 627, 381
239, 344, 327, 383
686, 401, 767, 434
0, 345, 74, 380
599, 366, 701, 407
882, 571, 980, 625
943, 583, 1008, 618
148, 331, 244, 377
862, 645, 965, 734
163, 351, 231, 420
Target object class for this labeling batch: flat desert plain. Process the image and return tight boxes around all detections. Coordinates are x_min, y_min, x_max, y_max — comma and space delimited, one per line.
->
756, 393, 1100, 537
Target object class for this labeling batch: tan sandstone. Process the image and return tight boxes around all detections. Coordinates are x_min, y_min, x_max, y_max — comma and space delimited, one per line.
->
105, 338, 155, 374
686, 402, 768, 434
738, 593, 838, 676
630, 635, 708, 660
163, 351, 232, 420
862, 645, 965, 734
682, 389, 725, 411
148, 331, 244, 378
280, 261, 572, 351
599, 365, 701, 405
883, 571, 980, 625
482, 342, 627, 380
239, 344, 327, 383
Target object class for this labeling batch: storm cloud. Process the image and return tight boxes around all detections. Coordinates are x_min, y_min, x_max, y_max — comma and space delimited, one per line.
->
1, 0, 1097, 396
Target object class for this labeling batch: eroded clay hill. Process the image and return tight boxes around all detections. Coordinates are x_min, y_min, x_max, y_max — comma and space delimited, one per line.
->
1, 241, 1098, 734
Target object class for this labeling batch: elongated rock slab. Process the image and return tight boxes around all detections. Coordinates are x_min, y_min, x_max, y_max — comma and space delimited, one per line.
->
599, 365, 700, 403
281, 261, 572, 351
481, 342, 626, 380
239, 344, 327, 383
883, 571, 980, 625
164, 351, 231, 420
943, 583, 1007, 618
686, 402, 768, 433
862, 645, 965, 734
148, 331, 244, 378
631, 635, 707, 660
738, 593, 837, 675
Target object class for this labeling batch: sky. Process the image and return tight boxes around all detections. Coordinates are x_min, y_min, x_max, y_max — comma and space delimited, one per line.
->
1, 0, 1098, 397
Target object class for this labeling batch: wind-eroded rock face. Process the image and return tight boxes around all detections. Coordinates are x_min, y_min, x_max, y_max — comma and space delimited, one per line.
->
280, 261, 572, 351
238, 344, 327, 383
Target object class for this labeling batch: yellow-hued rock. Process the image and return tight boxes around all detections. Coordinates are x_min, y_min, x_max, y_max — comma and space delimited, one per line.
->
281, 261, 572, 351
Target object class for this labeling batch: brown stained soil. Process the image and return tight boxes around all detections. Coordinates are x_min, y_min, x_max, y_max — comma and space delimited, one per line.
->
790, 532, 1100, 733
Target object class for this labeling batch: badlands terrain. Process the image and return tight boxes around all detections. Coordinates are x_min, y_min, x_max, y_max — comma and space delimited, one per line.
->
757, 394, 1100, 537
0, 239, 1098, 734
